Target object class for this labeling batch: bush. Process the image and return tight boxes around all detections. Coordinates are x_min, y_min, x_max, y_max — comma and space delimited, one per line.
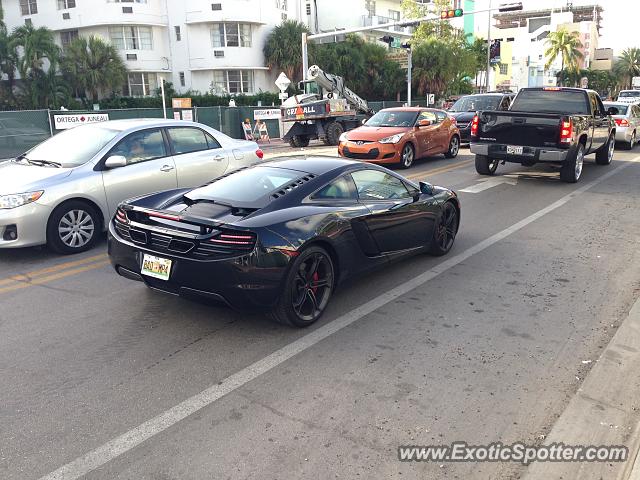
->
97, 91, 281, 109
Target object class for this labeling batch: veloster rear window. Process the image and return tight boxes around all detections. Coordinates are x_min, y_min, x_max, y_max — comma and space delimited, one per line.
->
510, 90, 589, 115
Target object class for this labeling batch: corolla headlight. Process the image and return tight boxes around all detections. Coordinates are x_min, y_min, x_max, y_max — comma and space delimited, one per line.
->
0, 191, 44, 209
378, 133, 404, 144
339, 132, 348, 143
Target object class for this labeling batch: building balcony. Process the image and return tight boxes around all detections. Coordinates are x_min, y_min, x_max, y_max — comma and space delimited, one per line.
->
184, 0, 267, 25
361, 15, 412, 36
44, 4, 168, 31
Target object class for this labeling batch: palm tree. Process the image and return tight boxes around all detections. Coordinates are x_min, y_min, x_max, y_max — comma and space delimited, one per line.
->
545, 28, 583, 86
614, 48, 640, 90
264, 20, 310, 83
11, 24, 59, 79
60, 35, 127, 103
0, 22, 18, 94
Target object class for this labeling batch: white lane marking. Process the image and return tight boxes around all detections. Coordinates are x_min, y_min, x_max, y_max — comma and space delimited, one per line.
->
40, 158, 640, 480
459, 176, 518, 193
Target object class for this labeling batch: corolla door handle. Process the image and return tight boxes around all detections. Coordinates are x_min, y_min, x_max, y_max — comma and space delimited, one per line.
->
213, 155, 225, 161
160, 165, 175, 172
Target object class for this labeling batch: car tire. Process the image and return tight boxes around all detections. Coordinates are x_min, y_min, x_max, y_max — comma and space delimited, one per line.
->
399, 143, 415, 169
560, 143, 585, 183
475, 154, 498, 175
290, 135, 310, 148
47, 200, 101, 254
325, 122, 344, 146
444, 135, 460, 158
595, 134, 614, 165
625, 131, 636, 150
270, 246, 335, 328
429, 201, 459, 256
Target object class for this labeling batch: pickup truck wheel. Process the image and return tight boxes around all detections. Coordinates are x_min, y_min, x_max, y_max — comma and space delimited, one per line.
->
475, 154, 498, 175
325, 122, 344, 146
444, 135, 460, 158
560, 144, 585, 183
595, 134, 614, 165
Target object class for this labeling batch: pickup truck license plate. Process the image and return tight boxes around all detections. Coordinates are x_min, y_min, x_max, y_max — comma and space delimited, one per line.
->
141, 254, 172, 281
507, 145, 524, 155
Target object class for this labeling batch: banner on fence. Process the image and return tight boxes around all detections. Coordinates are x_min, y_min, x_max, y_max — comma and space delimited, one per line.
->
53, 113, 109, 130
253, 109, 281, 120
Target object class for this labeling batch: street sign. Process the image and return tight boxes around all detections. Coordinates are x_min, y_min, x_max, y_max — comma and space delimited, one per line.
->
426, 94, 435, 106
172, 98, 192, 109
279, 92, 289, 100
53, 113, 109, 130
275, 72, 291, 92
580, 77, 589, 89
388, 50, 409, 69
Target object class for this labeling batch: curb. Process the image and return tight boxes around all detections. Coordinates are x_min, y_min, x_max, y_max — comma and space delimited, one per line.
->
524, 295, 640, 480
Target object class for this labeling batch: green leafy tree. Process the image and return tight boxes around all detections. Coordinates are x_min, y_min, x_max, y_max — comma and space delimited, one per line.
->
544, 28, 583, 85
411, 38, 463, 97
614, 48, 640, 90
264, 20, 310, 83
60, 35, 127, 103
401, 0, 461, 43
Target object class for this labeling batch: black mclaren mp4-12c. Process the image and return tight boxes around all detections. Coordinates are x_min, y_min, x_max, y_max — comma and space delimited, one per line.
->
108, 157, 460, 327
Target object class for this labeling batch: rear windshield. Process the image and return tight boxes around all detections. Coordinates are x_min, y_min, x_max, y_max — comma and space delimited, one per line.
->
618, 91, 640, 98
604, 103, 628, 115
185, 166, 302, 205
510, 90, 589, 114
449, 95, 501, 112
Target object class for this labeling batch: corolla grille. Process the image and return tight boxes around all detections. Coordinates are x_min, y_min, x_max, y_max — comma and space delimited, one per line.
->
271, 174, 316, 200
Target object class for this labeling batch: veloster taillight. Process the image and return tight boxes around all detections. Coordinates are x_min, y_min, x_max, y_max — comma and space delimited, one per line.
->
256, 148, 264, 159
560, 119, 573, 144
470, 115, 479, 137
615, 118, 629, 127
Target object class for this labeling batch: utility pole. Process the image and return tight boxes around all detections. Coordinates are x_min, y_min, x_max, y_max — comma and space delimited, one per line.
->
486, 0, 492, 93
407, 47, 413, 106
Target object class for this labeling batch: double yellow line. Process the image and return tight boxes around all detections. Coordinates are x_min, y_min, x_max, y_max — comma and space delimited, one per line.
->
407, 159, 473, 180
0, 253, 109, 295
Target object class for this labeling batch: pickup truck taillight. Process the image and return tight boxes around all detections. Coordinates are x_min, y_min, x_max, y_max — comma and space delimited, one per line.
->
560, 119, 573, 144
615, 118, 629, 127
470, 115, 479, 137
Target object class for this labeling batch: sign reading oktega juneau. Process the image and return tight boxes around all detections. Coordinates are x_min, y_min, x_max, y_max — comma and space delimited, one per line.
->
53, 113, 110, 130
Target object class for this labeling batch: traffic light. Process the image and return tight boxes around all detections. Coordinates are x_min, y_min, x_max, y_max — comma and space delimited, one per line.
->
440, 8, 463, 19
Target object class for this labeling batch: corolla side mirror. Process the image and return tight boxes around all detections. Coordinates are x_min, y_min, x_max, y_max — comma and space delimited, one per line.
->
419, 181, 434, 195
105, 155, 127, 169
607, 106, 619, 116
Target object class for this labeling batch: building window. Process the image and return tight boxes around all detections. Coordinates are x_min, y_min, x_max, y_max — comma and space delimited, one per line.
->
109, 0, 148, 3
365, 0, 375, 17
179, 72, 185, 87
275, 0, 287, 8
389, 10, 400, 21
109, 26, 153, 50
211, 23, 252, 48
281, 12, 287, 21
306, 3, 311, 15
174, 25, 181, 41
125, 72, 157, 97
212, 70, 254, 94
20, 0, 38, 15
499, 63, 508, 75
60, 30, 79, 48
57, 0, 75, 9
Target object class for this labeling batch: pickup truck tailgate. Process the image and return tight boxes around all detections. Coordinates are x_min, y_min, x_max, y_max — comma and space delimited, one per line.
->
478, 111, 561, 147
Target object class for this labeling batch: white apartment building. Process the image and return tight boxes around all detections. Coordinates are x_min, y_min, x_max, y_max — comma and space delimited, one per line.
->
2, 0, 413, 98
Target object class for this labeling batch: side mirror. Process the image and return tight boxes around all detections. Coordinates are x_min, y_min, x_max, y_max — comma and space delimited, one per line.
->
418, 119, 432, 127
104, 155, 127, 169
607, 106, 619, 116
362, 118, 367, 125
419, 181, 434, 195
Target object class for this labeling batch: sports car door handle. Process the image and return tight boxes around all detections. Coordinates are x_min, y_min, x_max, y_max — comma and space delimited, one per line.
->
213, 155, 225, 161
160, 165, 175, 172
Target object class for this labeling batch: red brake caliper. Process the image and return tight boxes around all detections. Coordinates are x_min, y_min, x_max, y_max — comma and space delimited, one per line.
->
311, 272, 319, 293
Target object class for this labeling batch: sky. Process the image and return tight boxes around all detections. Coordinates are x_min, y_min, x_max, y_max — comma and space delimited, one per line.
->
471, 0, 640, 54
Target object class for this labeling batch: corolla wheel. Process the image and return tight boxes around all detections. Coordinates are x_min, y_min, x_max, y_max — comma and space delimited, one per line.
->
271, 246, 335, 327
400, 143, 414, 169
630, 132, 636, 150
47, 201, 100, 254
429, 202, 459, 256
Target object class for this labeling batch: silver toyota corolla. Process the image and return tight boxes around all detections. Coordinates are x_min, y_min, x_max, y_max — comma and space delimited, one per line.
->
604, 102, 640, 149
0, 119, 264, 253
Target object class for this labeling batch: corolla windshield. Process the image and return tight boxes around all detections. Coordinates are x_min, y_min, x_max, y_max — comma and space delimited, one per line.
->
365, 111, 418, 127
18, 125, 120, 168
449, 96, 501, 112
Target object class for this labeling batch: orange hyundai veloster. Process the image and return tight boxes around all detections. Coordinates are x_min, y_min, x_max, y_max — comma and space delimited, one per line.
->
338, 107, 461, 168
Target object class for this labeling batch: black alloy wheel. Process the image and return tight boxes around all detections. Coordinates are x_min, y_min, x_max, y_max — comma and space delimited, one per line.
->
429, 202, 459, 256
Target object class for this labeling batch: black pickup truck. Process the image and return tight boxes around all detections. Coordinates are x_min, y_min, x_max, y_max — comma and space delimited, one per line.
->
469, 87, 616, 183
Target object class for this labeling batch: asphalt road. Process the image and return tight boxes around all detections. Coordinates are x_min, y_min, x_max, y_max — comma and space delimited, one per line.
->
1, 146, 640, 480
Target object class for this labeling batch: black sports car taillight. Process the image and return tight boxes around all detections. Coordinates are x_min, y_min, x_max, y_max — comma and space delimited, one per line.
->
207, 230, 256, 250
115, 208, 129, 225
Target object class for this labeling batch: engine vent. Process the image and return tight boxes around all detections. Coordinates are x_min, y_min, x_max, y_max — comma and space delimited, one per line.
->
271, 174, 317, 199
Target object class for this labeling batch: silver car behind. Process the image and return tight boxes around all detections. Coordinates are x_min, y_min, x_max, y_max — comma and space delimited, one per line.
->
604, 102, 640, 150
